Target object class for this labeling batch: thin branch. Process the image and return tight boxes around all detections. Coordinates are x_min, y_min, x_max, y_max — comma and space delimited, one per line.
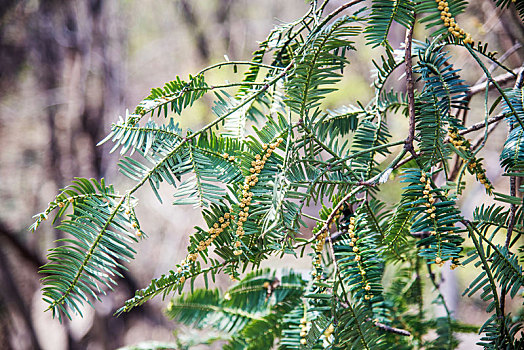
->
466, 45, 524, 129
340, 301, 412, 336
468, 67, 524, 97
325, 229, 347, 243
396, 112, 508, 171
471, 119, 502, 150
458, 113, 507, 136
474, 42, 522, 85
312, 186, 365, 242
366, 318, 412, 337
404, 18, 417, 157
506, 176, 517, 248
448, 114, 506, 180
299, 0, 365, 55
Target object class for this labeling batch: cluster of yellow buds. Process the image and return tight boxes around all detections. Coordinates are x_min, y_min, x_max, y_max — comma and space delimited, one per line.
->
313, 234, 326, 280
300, 317, 308, 345
323, 323, 335, 338
420, 173, 437, 220
345, 216, 372, 300
187, 212, 233, 262
450, 258, 461, 270
312, 207, 344, 280
448, 127, 493, 194
175, 262, 188, 284
322, 323, 335, 346
436, 0, 473, 44
419, 173, 444, 266
472, 166, 492, 192
233, 138, 284, 256
346, 217, 360, 262
447, 127, 468, 152
131, 221, 142, 237
222, 153, 236, 162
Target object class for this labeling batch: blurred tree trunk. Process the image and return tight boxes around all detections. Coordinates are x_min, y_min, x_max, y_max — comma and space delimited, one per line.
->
0, 1, 133, 349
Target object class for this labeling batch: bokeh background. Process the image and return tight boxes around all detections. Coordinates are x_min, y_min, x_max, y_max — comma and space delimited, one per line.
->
0, 1, 522, 349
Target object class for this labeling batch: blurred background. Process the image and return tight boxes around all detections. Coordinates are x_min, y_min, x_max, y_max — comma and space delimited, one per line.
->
0, 1, 522, 349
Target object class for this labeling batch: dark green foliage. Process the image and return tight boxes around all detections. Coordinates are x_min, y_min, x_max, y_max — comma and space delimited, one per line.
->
33, 1, 524, 349
415, 41, 469, 120
335, 301, 386, 350
365, 0, 415, 49
134, 74, 208, 119
416, 0, 468, 37
33, 178, 139, 321
401, 169, 464, 263
165, 269, 305, 349
500, 87, 524, 171
334, 204, 387, 320
285, 15, 360, 120
349, 117, 392, 179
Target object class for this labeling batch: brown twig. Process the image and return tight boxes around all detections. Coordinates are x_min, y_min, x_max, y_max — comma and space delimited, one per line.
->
325, 229, 347, 243
458, 113, 508, 136
338, 302, 412, 336
471, 119, 502, 151
312, 186, 364, 242
468, 67, 524, 97
474, 42, 522, 86
393, 112, 507, 173
404, 19, 417, 157
366, 318, 412, 337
